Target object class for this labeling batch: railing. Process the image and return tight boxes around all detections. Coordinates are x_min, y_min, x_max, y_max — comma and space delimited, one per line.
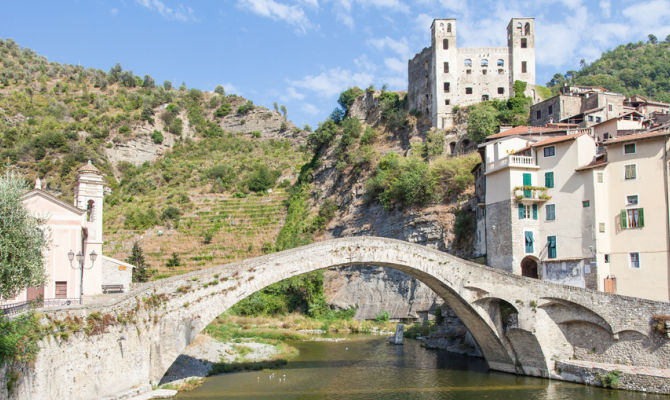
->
1, 298, 79, 316
487, 155, 537, 173
512, 186, 550, 202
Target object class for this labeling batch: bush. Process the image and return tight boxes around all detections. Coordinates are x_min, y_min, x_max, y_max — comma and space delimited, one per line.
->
169, 118, 183, 135
166, 252, 181, 268
214, 102, 231, 118
375, 310, 390, 323
341, 117, 362, 138
237, 101, 254, 115
161, 206, 181, 221
360, 126, 377, 145
245, 165, 280, 192
366, 153, 435, 210
431, 152, 480, 200
337, 87, 363, 115
307, 120, 338, 151
467, 102, 498, 142
151, 130, 164, 144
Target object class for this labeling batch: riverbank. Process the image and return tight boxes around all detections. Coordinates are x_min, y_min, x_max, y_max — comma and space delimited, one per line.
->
159, 313, 396, 392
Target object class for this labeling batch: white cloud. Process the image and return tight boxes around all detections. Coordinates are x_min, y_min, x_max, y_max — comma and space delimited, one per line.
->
599, 0, 611, 18
135, 0, 196, 22
237, 0, 314, 33
222, 82, 241, 95
383, 57, 405, 73
110, 8, 119, 16
301, 103, 321, 115
290, 67, 374, 97
362, 0, 409, 13
280, 87, 306, 102
622, 0, 670, 38
366, 36, 410, 59
354, 54, 377, 72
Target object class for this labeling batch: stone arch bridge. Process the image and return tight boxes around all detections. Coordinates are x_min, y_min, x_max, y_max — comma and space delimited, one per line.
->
5, 237, 670, 399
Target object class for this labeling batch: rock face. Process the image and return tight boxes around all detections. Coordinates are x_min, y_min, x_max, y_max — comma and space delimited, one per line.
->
422, 307, 482, 357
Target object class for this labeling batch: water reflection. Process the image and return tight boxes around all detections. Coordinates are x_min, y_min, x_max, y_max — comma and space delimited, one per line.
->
174, 337, 663, 400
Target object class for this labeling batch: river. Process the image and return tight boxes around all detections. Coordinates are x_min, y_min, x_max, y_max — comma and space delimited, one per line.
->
174, 337, 665, 399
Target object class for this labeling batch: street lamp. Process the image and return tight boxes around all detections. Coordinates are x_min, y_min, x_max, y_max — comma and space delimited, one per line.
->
68, 249, 98, 304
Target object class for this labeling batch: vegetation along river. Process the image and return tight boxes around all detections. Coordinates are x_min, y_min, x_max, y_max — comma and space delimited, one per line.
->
173, 337, 664, 399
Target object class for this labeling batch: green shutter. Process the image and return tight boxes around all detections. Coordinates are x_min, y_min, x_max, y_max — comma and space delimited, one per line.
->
525, 231, 534, 253
532, 204, 538, 220
523, 173, 532, 197
545, 172, 554, 188
639, 208, 644, 227
547, 236, 557, 258
620, 209, 627, 229
519, 203, 525, 219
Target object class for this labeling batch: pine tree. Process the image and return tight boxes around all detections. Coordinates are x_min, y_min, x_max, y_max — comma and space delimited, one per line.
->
128, 241, 149, 282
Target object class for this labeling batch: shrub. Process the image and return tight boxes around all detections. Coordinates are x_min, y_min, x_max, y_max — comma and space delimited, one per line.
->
307, 120, 338, 151
431, 152, 480, 200
166, 252, 181, 268
366, 153, 435, 210
214, 102, 231, 118
237, 101, 254, 115
360, 126, 377, 145
161, 206, 181, 221
467, 102, 498, 142
245, 165, 280, 192
341, 117, 362, 138
337, 87, 363, 115
151, 130, 164, 144
169, 118, 183, 135
375, 310, 390, 323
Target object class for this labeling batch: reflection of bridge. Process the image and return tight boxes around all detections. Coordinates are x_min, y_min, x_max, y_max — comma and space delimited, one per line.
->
7, 237, 670, 399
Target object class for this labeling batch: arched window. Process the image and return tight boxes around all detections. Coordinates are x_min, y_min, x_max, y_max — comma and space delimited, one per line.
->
517, 22, 522, 30
481, 59, 488, 67
464, 59, 472, 67
525, 22, 531, 36
447, 23, 451, 33
87, 200, 95, 222
497, 59, 504, 67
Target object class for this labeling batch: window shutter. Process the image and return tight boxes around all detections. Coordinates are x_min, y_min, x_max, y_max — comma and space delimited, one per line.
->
519, 203, 525, 219
532, 204, 538, 219
620, 209, 627, 229
525, 231, 534, 253
548, 236, 557, 258
545, 172, 554, 188
639, 208, 644, 227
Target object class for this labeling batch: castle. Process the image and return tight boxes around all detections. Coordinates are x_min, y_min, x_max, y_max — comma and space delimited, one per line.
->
408, 18, 537, 129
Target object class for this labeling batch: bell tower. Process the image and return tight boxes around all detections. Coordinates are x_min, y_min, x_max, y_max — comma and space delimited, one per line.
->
507, 18, 535, 96
431, 18, 458, 129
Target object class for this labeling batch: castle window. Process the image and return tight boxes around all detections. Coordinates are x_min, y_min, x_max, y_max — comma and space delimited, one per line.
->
466, 69, 472, 74
525, 22, 531, 36
444, 62, 449, 73
445, 99, 450, 105
443, 82, 450, 93
522, 61, 527, 73
465, 87, 473, 95
498, 87, 504, 94
536, 110, 541, 119
517, 22, 522, 30
482, 94, 489, 101
481, 59, 488, 67
443, 39, 449, 50
498, 69, 504, 75
464, 59, 472, 67
521, 38, 527, 48
482, 69, 487, 75
497, 59, 504, 67
447, 23, 451, 33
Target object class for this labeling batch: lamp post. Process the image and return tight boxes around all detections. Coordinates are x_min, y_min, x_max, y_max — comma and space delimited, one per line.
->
68, 249, 97, 304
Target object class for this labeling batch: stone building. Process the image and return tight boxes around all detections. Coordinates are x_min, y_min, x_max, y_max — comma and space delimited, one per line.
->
408, 18, 536, 129
530, 86, 626, 128
1, 162, 134, 308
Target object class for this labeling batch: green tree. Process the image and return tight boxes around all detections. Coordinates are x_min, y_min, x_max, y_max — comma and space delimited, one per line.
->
648, 34, 658, 44
166, 252, 180, 268
151, 130, 164, 144
128, 241, 149, 283
467, 102, 499, 142
142, 75, 155, 88
338, 87, 363, 115
280, 104, 287, 120
245, 165, 280, 192
214, 85, 225, 95
0, 171, 47, 299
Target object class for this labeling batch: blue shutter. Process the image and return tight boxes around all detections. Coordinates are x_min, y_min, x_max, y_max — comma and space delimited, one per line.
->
518, 203, 525, 219
532, 204, 538, 220
525, 231, 534, 253
547, 236, 556, 258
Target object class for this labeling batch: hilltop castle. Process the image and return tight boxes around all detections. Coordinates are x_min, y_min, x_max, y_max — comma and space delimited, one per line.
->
408, 18, 537, 129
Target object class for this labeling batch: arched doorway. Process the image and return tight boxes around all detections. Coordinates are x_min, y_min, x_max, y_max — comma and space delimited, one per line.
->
521, 256, 539, 279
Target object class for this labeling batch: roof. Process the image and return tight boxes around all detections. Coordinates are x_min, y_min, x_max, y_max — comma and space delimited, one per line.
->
102, 255, 136, 269
591, 111, 645, 128
487, 125, 561, 140
78, 160, 101, 175
22, 189, 86, 215
603, 129, 670, 145
531, 132, 586, 148
575, 155, 608, 171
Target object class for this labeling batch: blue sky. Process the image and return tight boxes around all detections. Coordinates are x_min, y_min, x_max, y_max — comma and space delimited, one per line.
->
2, 0, 670, 128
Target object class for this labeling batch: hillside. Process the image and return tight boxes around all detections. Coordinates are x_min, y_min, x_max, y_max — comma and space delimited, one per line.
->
0, 38, 309, 275
548, 37, 670, 102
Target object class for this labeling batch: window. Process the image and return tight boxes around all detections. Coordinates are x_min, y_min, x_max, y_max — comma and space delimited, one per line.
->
608, 104, 613, 112
464, 59, 472, 67
596, 116, 602, 123
443, 39, 449, 50
547, 236, 557, 259
545, 172, 554, 188
582, 200, 590, 208
620, 208, 645, 229
443, 82, 450, 92
445, 99, 450, 105
588, 115, 594, 122
482, 94, 489, 101
604, 254, 610, 263
525, 231, 534, 253
521, 38, 527, 48
543, 146, 555, 157
447, 23, 451, 33
599, 222, 605, 233
597, 172, 604, 183
624, 143, 636, 154
55, 281, 67, 299
548, 105, 553, 114
629, 252, 640, 268
482, 69, 487, 75
444, 62, 449, 73
465, 87, 473, 94
481, 59, 488, 67
518, 204, 538, 220
624, 164, 636, 180
626, 195, 638, 205
546, 204, 555, 221
498, 87, 504, 94
466, 69, 472, 74
87, 200, 95, 222
497, 59, 504, 67
603, 133, 609, 140
522, 61, 527, 73
524, 22, 531, 35
498, 69, 504, 75
536, 110, 542, 119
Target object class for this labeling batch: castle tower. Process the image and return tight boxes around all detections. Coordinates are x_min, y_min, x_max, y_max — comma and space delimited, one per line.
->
74, 160, 104, 295
431, 19, 458, 129
507, 18, 536, 96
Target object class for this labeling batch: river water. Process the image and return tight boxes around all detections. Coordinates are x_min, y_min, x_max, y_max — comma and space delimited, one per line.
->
174, 337, 664, 399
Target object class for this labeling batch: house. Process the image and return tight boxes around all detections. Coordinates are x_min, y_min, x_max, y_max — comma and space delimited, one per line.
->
530, 86, 625, 128
591, 111, 645, 142
475, 121, 670, 301
2, 162, 134, 306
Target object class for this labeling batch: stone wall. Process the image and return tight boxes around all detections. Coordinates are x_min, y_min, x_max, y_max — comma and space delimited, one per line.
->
485, 200, 513, 272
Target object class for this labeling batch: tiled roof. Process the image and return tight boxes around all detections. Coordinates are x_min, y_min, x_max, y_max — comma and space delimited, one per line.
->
530, 132, 586, 148
486, 125, 561, 139
78, 160, 101, 174
603, 129, 670, 145
575, 155, 608, 171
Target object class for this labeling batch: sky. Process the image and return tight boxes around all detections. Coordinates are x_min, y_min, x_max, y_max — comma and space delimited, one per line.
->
1, 0, 670, 128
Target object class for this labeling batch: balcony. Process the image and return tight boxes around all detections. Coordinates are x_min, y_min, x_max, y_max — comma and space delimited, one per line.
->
513, 186, 551, 203
486, 155, 538, 174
